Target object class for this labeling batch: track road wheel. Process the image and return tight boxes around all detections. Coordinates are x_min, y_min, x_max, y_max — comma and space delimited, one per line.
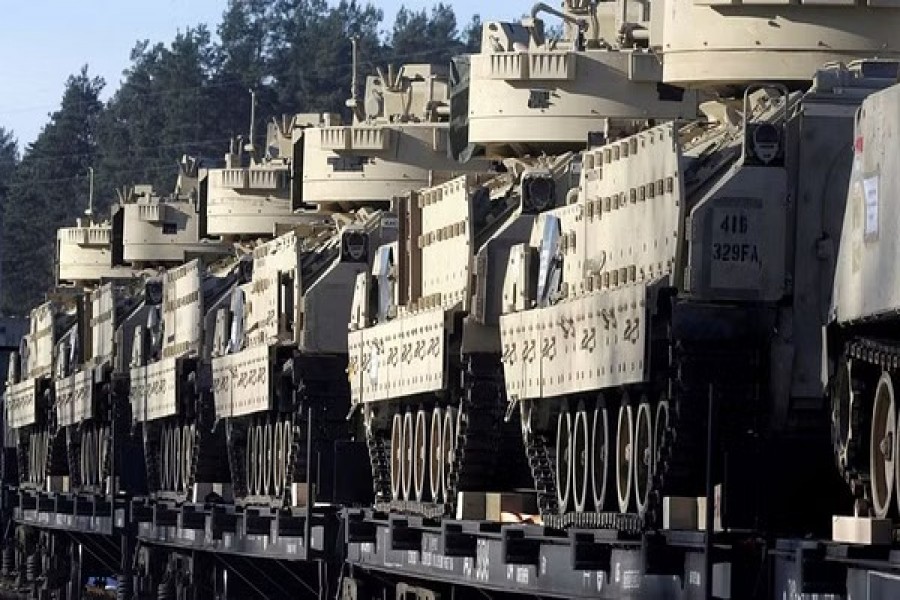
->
555, 402, 573, 513
572, 403, 590, 513
429, 409, 443, 502
572, 402, 591, 512
254, 423, 265, 497
654, 400, 670, 469
173, 424, 182, 493
616, 403, 634, 514
413, 411, 428, 502
390, 413, 403, 500
870, 372, 897, 518
401, 412, 414, 501
896, 405, 900, 515
246, 424, 257, 497
273, 420, 285, 499
441, 408, 457, 501
634, 401, 653, 516
161, 426, 171, 491
591, 405, 609, 512
263, 421, 273, 497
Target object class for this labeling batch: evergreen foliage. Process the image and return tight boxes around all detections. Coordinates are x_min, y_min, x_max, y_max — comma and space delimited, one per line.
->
0, 129, 17, 210
0, 1, 487, 314
2, 69, 104, 312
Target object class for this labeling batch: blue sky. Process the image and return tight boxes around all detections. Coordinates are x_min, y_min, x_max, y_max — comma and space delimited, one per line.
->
0, 0, 510, 148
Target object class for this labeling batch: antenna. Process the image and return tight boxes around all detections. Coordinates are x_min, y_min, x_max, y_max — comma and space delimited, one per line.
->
246, 89, 257, 157
346, 36, 364, 120
351, 36, 360, 104
86, 167, 94, 221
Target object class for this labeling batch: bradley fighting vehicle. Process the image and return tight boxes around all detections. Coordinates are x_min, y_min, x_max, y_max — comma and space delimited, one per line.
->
830, 81, 900, 523
54, 162, 232, 502
498, 0, 900, 532
128, 121, 321, 504
204, 62, 488, 509
347, 0, 698, 515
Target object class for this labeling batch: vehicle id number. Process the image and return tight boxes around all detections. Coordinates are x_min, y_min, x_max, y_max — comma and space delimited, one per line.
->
712, 243, 759, 263
712, 212, 759, 264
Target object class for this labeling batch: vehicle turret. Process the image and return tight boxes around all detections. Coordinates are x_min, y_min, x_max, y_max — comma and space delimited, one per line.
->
299, 64, 487, 210
658, 0, 900, 86
114, 157, 230, 267
204, 117, 323, 237
460, 0, 698, 158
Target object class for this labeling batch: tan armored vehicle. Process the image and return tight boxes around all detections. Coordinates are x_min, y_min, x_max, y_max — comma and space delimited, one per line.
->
46, 155, 251, 500
129, 258, 247, 502
210, 215, 394, 507
6, 302, 72, 491
210, 62, 487, 508
498, 0, 900, 530
347, 1, 704, 516
830, 76, 900, 521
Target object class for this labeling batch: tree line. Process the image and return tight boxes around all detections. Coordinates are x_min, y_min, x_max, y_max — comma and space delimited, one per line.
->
0, 0, 484, 313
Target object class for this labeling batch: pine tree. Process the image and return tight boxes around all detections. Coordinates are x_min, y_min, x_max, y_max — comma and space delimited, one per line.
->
269, 0, 383, 114
0, 128, 17, 208
1, 68, 104, 313
96, 27, 223, 201
216, 0, 279, 140
462, 15, 483, 53
388, 4, 471, 67
2, 2, 494, 310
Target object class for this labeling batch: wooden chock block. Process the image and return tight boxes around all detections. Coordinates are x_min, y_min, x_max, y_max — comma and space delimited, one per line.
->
697, 484, 723, 532
832, 516, 893, 545
291, 483, 310, 508
486, 493, 538, 522
455, 492, 486, 520
192, 483, 233, 504
663, 496, 698, 530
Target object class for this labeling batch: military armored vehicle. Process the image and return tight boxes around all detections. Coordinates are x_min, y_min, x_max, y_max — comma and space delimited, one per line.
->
348, 1, 699, 516
13, 4, 900, 597
211, 63, 489, 508
210, 215, 392, 507
499, 0, 900, 531
830, 80, 900, 521
125, 129, 313, 503
6, 302, 73, 493
49, 158, 237, 502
